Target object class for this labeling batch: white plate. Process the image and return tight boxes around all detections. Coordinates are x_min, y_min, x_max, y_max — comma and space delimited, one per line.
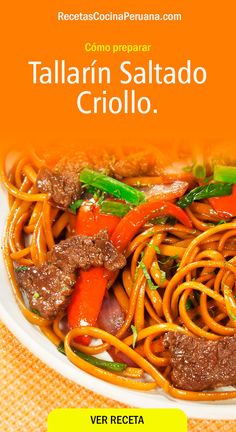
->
0, 183, 235, 420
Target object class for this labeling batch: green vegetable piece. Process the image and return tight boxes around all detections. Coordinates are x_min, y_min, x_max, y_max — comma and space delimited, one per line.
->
160, 270, 166, 285
216, 220, 227, 225
15, 266, 29, 272
177, 183, 232, 209
57, 342, 127, 372
80, 168, 145, 206
148, 244, 160, 254
185, 298, 193, 311
33, 292, 40, 299
30, 308, 41, 316
193, 164, 206, 179
182, 165, 193, 173
100, 200, 133, 217
131, 325, 138, 349
69, 199, 83, 214
139, 261, 158, 290
214, 165, 236, 183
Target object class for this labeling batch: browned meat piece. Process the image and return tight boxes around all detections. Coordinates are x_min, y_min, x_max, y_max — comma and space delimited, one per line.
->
16, 264, 76, 319
47, 229, 126, 273
111, 153, 159, 179
163, 332, 236, 391
36, 152, 161, 208
37, 166, 80, 208
16, 230, 126, 319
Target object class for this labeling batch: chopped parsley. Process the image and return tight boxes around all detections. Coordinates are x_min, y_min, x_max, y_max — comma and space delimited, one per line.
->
139, 261, 158, 290
131, 325, 138, 348
185, 298, 193, 311
171, 254, 179, 260
160, 270, 166, 285
69, 199, 83, 214
216, 220, 227, 225
15, 266, 29, 272
57, 341, 66, 355
30, 308, 41, 316
148, 244, 160, 254
229, 310, 236, 321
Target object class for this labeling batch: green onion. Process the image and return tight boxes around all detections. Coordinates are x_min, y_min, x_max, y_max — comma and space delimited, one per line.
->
192, 164, 206, 179
214, 165, 236, 183
131, 325, 138, 348
177, 183, 232, 209
57, 342, 127, 372
33, 292, 40, 299
69, 199, 83, 214
15, 266, 29, 272
80, 168, 145, 206
100, 200, 133, 217
97, 191, 106, 205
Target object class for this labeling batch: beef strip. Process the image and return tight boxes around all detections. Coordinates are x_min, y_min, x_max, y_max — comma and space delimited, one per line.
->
47, 229, 126, 273
36, 152, 160, 208
16, 230, 126, 320
111, 153, 159, 179
163, 332, 236, 391
36, 166, 81, 208
36, 153, 112, 208
16, 264, 75, 319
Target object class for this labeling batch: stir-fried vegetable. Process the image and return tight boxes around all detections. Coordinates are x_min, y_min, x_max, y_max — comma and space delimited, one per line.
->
111, 200, 192, 253
214, 165, 236, 183
131, 325, 138, 349
192, 163, 206, 179
57, 342, 127, 372
209, 184, 236, 218
100, 200, 133, 217
69, 199, 83, 214
68, 201, 121, 345
68, 199, 191, 345
177, 183, 232, 209
80, 168, 145, 205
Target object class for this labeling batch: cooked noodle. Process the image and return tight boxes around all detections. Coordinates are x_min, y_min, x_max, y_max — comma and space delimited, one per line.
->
2, 152, 236, 401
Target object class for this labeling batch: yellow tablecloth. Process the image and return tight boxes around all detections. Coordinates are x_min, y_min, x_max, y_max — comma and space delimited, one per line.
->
0, 321, 235, 432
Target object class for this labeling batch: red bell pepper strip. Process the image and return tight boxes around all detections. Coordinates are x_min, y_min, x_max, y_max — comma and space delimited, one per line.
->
68, 199, 191, 345
68, 201, 120, 345
110, 200, 192, 253
75, 200, 120, 236
209, 184, 236, 219
68, 268, 107, 345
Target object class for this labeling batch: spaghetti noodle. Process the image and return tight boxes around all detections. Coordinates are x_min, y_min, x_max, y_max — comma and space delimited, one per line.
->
2, 150, 236, 402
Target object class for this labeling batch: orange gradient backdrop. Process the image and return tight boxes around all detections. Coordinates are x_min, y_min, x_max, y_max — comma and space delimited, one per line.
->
0, 0, 236, 155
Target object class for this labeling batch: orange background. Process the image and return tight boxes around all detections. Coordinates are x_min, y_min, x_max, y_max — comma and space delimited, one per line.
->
1, 1, 236, 153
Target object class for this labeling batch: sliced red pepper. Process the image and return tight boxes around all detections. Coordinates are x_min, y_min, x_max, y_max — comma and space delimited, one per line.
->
68, 199, 191, 345
75, 200, 120, 236
209, 184, 236, 219
68, 201, 120, 345
68, 268, 107, 345
110, 200, 192, 253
